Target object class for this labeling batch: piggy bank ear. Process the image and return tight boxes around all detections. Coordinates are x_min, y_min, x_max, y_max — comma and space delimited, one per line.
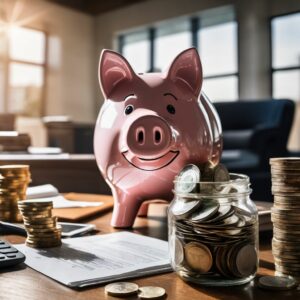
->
99, 50, 135, 98
166, 48, 202, 96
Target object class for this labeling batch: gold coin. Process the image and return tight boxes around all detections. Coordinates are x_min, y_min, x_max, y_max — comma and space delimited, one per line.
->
23, 216, 57, 225
27, 237, 61, 243
19, 205, 53, 211
105, 282, 139, 297
26, 240, 62, 248
24, 225, 57, 231
138, 286, 166, 299
184, 242, 213, 273
21, 211, 52, 218
18, 199, 53, 206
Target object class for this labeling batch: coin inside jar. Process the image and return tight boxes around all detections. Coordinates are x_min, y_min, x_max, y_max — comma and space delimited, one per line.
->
138, 286, 166, 299
175, 164, 200, 194
213, 164, 230, 182
235, 244, 257, 277
171, 198, 202, 218
190, 202, 219, 222
184, 242, 213, 273
170, 165, 258, 285
105, 282, 139, 296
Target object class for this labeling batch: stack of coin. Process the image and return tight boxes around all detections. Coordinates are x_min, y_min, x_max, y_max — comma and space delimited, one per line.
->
0, 165, 31, 222
270, 157, 300, 281
18, 199, 62, 248
170, 163, 258, 282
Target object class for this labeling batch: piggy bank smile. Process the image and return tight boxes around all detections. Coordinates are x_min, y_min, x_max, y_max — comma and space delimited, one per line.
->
122, 149, 180, 171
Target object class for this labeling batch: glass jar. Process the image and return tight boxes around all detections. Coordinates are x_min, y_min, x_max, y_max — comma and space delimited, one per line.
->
168, 173, 258, 286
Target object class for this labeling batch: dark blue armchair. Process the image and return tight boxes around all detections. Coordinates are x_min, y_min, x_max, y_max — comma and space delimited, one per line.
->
214, 99, 295, 201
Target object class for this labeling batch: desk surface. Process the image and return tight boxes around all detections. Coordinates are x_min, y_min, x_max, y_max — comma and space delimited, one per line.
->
0, 194, 299, 300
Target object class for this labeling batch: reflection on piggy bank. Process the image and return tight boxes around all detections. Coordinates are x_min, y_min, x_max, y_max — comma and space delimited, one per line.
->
94, 48, 222, 228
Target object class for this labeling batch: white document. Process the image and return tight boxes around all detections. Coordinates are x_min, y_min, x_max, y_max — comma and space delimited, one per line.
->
15, 232, 172, 288
47, 195, 103, 208
27, 184, 59, 199
26, 184, 103, 208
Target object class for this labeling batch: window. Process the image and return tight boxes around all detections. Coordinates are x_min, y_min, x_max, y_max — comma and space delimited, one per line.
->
118, 6, 238, 101
271, 12, 300, 150
199, 21, 238, 101
154, 20, 191, 71
121, 30, 150, 73
5, 26, 46, 117
272, 13, 300, 100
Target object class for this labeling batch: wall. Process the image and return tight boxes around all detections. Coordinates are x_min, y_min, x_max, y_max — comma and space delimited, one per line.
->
0, 0, 96, 123
95, 0, 300, 149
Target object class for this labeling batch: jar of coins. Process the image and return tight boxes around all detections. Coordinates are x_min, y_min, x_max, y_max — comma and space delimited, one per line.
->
168, 164, 259, 286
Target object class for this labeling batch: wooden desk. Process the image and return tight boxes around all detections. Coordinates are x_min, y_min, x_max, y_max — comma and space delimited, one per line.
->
0, 195, 299, 300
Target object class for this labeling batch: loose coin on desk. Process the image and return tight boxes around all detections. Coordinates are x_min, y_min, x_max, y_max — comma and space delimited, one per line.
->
105, 282, 139, 296
138, 286, 166, 299
258, 275, 298, 291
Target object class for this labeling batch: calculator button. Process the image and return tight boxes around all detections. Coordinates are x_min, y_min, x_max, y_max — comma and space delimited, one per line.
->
0, 241, 4, 244
0, 248, 18, 254
0, 244, 10, 249
6, 254, 17, 258
0, 254, 5, 259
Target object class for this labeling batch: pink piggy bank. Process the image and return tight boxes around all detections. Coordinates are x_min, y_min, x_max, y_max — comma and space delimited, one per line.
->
94, 48, 222, 228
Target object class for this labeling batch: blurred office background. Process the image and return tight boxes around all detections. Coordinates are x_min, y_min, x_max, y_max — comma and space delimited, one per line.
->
0, 0, 299, 199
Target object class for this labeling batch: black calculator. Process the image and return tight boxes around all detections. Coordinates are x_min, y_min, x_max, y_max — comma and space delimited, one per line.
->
0, 239, 25, 269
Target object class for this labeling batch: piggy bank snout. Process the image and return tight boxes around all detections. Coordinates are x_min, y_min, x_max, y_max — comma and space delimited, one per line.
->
126, 115, 172, 158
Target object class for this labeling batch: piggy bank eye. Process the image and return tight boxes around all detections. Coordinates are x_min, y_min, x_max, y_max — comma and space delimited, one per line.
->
167, 104, 176, 115
125, 105, 134, 115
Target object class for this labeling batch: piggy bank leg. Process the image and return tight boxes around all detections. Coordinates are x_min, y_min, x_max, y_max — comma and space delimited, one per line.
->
111, 189, 142, 228
137, 202, 149, 217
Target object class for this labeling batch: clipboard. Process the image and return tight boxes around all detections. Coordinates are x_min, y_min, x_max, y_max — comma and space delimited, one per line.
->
52, 193, 114, 221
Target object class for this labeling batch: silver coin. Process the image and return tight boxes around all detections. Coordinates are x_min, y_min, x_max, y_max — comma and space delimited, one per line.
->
175, 164, 200, 194
258, 275, 298, 290
190, 203, 219, 222
206, 205, 233, 223
138, 286, 166, 299
171, 198, 201, 218
105, 282, 139, 296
